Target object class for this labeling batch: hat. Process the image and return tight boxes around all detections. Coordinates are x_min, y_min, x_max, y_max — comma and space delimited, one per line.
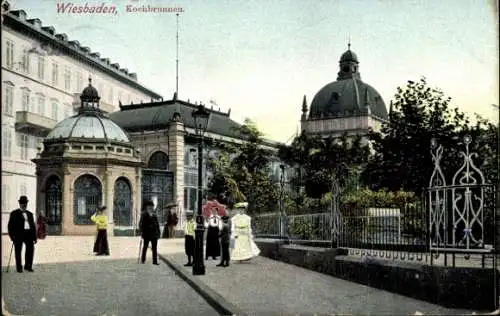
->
221, 215, 229, 221
233, 202, 248, 209
143, 200, 154, 207
185, 210, 194, 217
18, 196, 28, 204
98, 205, 107, 211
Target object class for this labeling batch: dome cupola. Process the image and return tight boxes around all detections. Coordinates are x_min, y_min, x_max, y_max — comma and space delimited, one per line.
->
307, 45, 388, 120
44, 77, 131, 144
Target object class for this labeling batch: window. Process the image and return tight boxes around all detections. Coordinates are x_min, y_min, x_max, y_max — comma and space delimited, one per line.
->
5, 40, 14, 69
2, 127, 12, 157
37, 56, 45, 80
73, 175, 102, 225
98, 83, 105, 100
22, 89, 30, 111
21, 48, 30, 73
20, 134, 29, 160
108, 87, 113, 104
76, 72, 83, 91
64, 105, 71, 118
38, 95, 45, 116
52, 62, 59, 86
51, 101, 58, 120
2, 83, 13, 116
2, 185, 10, 211
64, 66, 71, 91
20, 183, 27, 196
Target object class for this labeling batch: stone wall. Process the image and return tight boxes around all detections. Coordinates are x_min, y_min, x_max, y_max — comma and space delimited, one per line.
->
255, 240, 499, 311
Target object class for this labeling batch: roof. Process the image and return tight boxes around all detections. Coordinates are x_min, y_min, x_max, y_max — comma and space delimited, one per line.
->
308, 49, 388, 120
4, 9, 162, 99
309, 79, 388, 120
46, 114, 131, 143
108, 99, 284, 148
109, 100, 245, 139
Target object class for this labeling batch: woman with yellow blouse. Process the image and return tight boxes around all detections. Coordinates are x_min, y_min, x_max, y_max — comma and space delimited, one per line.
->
91, 206, 110, 256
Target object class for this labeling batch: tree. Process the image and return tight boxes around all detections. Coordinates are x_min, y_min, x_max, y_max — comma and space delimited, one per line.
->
278, 131, 370, 207
207, 119, 279, 214
362, 77, 483, 194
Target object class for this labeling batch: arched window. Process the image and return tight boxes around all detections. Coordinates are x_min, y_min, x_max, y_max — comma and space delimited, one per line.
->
148, 151, 170, 170
73, 175, 102, 225
45, 175, 62, 225
113, 177, 132, 226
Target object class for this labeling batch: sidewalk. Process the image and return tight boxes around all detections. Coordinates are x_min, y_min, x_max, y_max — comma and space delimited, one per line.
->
160, 252, 480, 316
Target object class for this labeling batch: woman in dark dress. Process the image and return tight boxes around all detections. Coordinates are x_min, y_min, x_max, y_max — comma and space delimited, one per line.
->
204, 207, 221, 260
91, 206, 110, 256
36, 211, 48, 240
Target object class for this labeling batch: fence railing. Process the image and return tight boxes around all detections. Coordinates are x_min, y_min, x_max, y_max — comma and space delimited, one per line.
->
253, 206, 496, 268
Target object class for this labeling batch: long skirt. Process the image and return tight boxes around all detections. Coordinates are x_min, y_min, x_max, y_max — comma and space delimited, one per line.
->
93, 230, 110, 255
205, 226, 220, 258
185, 235, 195, 256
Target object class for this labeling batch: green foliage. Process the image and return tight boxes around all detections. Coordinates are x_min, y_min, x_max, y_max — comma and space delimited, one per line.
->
362, 77, 497, 194
341, 188, 417, 211
207, 119, 279, 214
278, 131, 370, 203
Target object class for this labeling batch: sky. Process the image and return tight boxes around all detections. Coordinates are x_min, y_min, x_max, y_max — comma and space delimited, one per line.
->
10, 0, 499, 143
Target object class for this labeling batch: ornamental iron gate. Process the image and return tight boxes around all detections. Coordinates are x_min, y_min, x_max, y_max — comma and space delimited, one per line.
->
113, 178, 132, 226
73, 175, 103, 225
45, 175, 62, 235
141, 170, 174, 225
428, 136, 496, 261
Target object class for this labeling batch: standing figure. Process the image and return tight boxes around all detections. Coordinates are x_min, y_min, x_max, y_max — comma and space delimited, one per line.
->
7, 196, 37, 273
230, 202, 260, 262
184, 211, 196, 266
166, 207, 179, 238
139, 200, 161, 265
36, 211, 48, 240
204, 207, 221, 260
217, 215, 231, 267
91, 206, 110, 256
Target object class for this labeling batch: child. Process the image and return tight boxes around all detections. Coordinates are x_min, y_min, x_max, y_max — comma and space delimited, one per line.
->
217, 215, 231, 267
184, 211, 196, 266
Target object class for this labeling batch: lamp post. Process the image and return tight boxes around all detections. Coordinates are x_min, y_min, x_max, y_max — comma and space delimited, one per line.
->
191, 104, 210, 276
279, 164, 286, 238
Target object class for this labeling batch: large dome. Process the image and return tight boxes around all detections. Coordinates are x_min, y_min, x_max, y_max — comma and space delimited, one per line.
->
309, 80, 387, 119
46, 114, 130, 143
308, 48, 388, 120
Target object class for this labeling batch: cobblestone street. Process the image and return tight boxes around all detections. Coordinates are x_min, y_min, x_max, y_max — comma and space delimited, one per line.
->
1, 236, 217, 316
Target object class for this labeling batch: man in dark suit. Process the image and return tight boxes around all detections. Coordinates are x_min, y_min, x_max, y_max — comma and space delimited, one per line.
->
8, 196, 37, 273
217, 215, 231, 267
139, 200, 161, 265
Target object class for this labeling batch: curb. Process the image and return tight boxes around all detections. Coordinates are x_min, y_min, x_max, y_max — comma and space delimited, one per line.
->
159, 255, 247, 316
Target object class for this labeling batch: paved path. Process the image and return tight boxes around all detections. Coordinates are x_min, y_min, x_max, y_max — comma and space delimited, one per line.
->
164, 252, 480, 316
2, 236, 217, 316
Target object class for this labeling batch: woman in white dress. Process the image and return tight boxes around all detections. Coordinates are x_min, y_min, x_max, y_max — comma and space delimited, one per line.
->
230, 202, 260, 262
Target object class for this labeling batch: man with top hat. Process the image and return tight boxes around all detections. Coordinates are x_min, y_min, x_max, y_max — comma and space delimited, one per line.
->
8, 196, 37, 273
217, 215, 231, 267
139, 200, 161, 265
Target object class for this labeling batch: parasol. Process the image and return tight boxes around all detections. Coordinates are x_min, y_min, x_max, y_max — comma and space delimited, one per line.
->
202, 199, 228, 217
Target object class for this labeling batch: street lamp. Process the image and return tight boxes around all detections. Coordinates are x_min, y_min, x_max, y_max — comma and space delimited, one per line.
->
279, 164, 286, 238
191, 103, 210, 276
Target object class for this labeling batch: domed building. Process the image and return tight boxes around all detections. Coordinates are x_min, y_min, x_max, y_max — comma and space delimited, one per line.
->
300, 45, 388, 138
32, 78, 142, 235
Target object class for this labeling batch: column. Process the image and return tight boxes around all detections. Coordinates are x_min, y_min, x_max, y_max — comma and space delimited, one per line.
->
61, 167, 72, 235
105, 168, 114, 235
168, 119, 185, 230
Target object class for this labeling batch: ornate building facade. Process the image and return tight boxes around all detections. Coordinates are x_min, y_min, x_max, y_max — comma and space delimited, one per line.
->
300, 46, 388, 138
1, 8, 162, 233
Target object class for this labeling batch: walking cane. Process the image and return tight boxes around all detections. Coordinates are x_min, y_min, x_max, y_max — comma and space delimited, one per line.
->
6, 243, 13, 273
137, 238, 143, 264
